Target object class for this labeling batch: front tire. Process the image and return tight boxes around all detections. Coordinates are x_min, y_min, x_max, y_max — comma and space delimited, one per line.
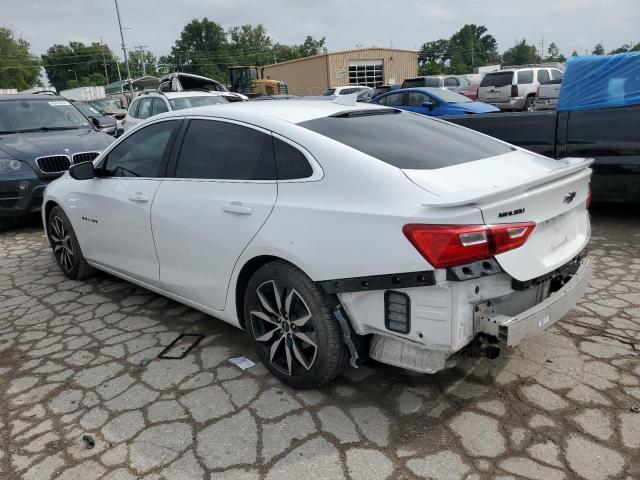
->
244, 261, 348, 389
47, 206, 94, 280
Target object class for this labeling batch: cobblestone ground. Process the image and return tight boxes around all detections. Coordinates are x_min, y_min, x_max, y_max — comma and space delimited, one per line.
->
0, 205, 639, 480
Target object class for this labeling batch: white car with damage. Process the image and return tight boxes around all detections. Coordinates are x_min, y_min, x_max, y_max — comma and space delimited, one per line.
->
42, 98, 592, 388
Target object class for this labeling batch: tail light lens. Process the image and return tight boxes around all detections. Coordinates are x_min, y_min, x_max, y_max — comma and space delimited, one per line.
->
511, 84, 518, 97
403, 223, 536, 269
586, 184, 591, 209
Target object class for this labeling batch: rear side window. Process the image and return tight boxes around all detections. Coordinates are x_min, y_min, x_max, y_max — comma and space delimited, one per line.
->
480, 72, 513, 87
518, 70, 534, 84
379, 92, 404, 106
537, 70, 550, 83
152, 98, 169, 115
175, 120, 275, 180
274, 138, 313, 179
444, 77, 459, 87
137, 98, 154, 119
298, 111, 513, 170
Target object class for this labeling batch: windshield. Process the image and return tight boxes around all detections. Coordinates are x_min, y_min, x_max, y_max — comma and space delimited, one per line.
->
74, 102, 101, 117
0, 99, 91, 133
404, 78, 440, 88
89, 98, 120, 111
480, 72, 514, 87
424, 87, 473, 103
169, 96, 228, 110
323, 88, 336, 96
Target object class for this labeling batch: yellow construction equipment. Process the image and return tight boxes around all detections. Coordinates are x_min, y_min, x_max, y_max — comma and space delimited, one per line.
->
228, 66, 288, 98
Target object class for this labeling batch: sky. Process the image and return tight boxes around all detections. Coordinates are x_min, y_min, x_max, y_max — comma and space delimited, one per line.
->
4, 0, 639, 60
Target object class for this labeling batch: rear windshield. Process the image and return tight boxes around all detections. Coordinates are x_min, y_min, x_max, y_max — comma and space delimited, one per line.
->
480, 72, 513, 87
298, 110, 513, 170
403, 77, 440, 88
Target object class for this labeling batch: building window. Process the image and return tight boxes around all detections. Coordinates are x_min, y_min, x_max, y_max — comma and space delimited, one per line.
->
348, 60, 383, 87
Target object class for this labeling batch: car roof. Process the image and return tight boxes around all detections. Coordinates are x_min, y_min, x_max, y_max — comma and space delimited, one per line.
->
153, 99, 390, 124
135, 91, 223, 100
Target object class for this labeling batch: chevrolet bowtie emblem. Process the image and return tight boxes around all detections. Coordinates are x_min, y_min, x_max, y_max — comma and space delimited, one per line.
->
563, 190, 577, 203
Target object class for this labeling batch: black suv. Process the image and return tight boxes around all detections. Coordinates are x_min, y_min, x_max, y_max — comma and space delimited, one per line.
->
0, 93, 113, 223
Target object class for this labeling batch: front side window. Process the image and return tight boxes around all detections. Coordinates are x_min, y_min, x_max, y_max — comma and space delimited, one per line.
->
298, 111, 513, 170
407, 92, 430, 107
518, 70, 534, 84
444, 77, 459, 87
128, 99, 141, 118
137, 98, 154, 120
550, 69, 563, 80
102, 121, 176, 177
174, 120, 275, 180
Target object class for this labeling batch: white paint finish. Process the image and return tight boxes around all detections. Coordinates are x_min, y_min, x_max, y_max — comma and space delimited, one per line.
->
151, 179, 277, 310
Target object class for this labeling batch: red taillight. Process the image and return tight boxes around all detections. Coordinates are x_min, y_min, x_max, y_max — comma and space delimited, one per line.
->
511, 84, 518, 97
586, 184, 592, 209
403, 223, 535, 269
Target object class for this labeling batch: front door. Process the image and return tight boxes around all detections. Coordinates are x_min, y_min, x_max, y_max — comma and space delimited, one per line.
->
73, 119, 179, 285
404, 91, 439, 116
152, 118, 278, 310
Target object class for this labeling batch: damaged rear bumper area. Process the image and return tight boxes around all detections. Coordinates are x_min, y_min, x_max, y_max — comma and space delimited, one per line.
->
474, 256, 593, 347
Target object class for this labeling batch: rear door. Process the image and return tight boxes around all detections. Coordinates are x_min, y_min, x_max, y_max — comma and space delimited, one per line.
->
151, 118, 278, 310
478, 71, 514, 103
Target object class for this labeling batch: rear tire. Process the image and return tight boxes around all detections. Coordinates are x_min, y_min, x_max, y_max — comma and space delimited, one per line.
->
244, 261, 348, 389
523, 96, 536, 111
47, 206, 95, 280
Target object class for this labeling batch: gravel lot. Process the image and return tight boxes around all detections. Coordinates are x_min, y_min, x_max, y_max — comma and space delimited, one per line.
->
0, 205, 639, 480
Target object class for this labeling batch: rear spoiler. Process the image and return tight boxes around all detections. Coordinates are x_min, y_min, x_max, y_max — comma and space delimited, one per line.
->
422, 157, 593, 207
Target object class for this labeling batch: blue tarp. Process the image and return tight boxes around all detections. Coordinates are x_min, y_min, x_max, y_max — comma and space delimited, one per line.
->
557, 52, 640, 111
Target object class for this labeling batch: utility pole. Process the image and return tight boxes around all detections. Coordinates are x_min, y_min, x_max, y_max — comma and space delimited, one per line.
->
100, 36, 109, 83
113, 0, 132, 93
134, 45, 148, 76
470, 37, 474, 68
539, 38, 544, 62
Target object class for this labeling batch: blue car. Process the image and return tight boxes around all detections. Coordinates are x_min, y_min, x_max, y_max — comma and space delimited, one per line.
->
370, 87, 499, 116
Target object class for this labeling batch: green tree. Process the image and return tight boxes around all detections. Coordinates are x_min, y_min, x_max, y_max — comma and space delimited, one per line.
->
42, 41, 118, 91
571, 50, 579, 57
165, 18, 229, 81
609, 44, 632, 54
447, 25, 499, 73
228, 24, 273, 66
0, 27, 41, 90
296, 35, 326, 57
417, 39, 449, 75
502, 39, 538, 66
128, 50, 159, 77
592, 43, 605, 55
546, 42, 566, 62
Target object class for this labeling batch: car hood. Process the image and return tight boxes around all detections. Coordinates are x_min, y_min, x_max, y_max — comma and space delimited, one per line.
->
454, 102, 499, 113
0, 129, 112, 162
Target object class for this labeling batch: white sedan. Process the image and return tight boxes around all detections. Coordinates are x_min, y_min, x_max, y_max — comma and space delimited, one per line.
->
43, 99, 593, 388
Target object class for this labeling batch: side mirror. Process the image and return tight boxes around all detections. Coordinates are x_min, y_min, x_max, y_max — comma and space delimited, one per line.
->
422, 101, 434, 109
90, 117, 101, 128
69, 161, 95, 180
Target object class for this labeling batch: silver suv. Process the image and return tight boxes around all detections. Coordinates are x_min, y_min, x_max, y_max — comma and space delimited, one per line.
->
478, 67, 563, 111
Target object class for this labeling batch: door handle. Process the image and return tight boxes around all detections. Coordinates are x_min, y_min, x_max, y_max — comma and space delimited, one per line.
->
128, 192, 149, 203
222, 202, 253, 215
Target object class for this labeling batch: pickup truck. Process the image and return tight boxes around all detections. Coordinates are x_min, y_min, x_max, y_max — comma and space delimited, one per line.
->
443, 53, 640, 202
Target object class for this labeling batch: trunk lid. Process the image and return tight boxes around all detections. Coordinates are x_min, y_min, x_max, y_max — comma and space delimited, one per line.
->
403, 151, 592, 281
478, 71, 514, 103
